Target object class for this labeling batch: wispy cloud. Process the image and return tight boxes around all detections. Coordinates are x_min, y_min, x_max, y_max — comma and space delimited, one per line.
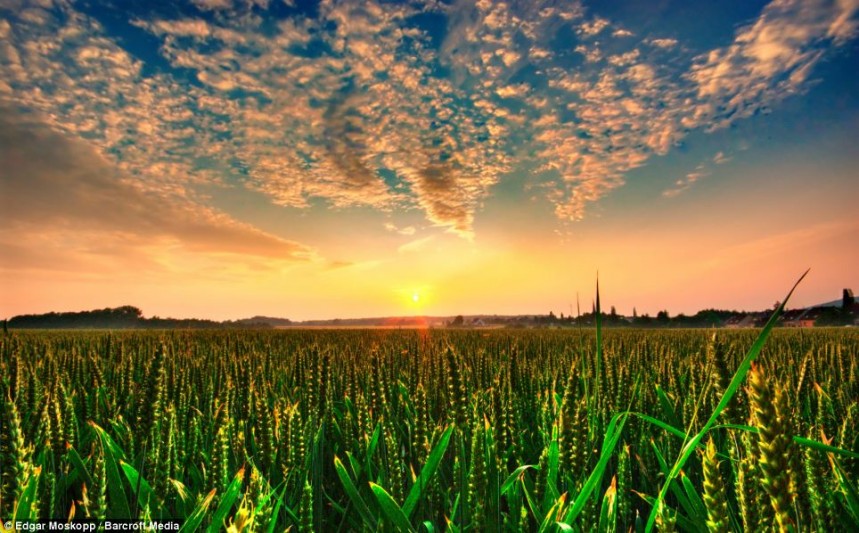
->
662, 166, 711, 198
703, 218, 859, 269
191, 0, 233, 11
398, 235, 436, 254
687, 0, 859, 130
322, 259, 383, 273
713, 151, 733, 165
648, 38, 678, 48
663, 146, 739, 197
0, 113, 314, 275
384, 223, 417, 236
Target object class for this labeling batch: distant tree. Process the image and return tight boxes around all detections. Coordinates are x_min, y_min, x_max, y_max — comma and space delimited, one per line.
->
633, 307, 637, 318
693, 309, 732, 327
656, 310, 670, 323
7, 305, 259, 330
815, 307, 850, 326
633, 313, 653, 327
610, 306, 617, 319
451, 315, 464, 327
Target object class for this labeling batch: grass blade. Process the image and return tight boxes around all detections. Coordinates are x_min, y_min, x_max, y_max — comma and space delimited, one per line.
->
120, 460, 157, 515
563, 412, 628, 524
370, 482, 415, 533
598, 476, 618, 533
501, 465, 536, 496
179, 489, 216, 533
679, 472, 707, 530
829, 455, 859, 525
543, 438, 560, 511
334, 455, 377, 529
207, 468, 245, 533
714, 424, 859, 460
644, 269, 809, 533
595, 276, 602, 408
655, 385, 681, 430
521, 476, 541, 524
648, 439, 694, 522
403, 425, 454, 519
13, 466, 42, 522
89, 421, 131, 518
633, 492, 698, 532
538, 493, 567, 533
266, 485, 288, 533
795, 436, 859, 459
632, 413, 686, 440
65, 444, 94, 490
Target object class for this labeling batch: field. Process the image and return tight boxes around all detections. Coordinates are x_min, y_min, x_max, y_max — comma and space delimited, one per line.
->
1, 325, 857, 532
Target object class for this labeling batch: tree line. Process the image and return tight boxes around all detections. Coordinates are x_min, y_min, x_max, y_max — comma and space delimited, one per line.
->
6, 306, 273, 329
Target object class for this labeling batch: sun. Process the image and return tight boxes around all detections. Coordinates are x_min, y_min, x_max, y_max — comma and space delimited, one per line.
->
402, 286, 429, 309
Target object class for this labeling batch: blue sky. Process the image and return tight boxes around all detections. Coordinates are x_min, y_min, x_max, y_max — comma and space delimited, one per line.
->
1, 0, 857, 319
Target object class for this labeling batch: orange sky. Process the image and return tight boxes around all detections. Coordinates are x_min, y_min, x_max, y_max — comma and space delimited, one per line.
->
1, 0, 858, 321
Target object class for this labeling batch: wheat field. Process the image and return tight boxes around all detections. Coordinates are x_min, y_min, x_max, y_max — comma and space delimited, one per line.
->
1, 326, 857, 532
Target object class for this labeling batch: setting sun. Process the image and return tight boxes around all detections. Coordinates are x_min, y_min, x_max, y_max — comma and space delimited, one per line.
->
412, 292, 420, 303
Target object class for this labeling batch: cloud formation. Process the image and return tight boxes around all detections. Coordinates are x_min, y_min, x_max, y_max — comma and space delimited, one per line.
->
0, 0, 855, 238
687, 0, 859, 130
0, 113, 314, 274
662, 165, 710, 198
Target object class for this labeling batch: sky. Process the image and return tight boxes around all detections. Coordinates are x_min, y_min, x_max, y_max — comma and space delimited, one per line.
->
1, 0, 857, 321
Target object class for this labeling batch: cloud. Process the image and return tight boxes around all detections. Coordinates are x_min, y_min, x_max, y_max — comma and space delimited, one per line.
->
384, 223, 417, 236
662, 166, 710, 198
398, 235, 436, 254
149, 18, 213, 38
687, 0, 858, 129
704, 218, 859, 268
713, 151, 733, 165
0, 113, 314, 274
192, 0, 233, 11
663, 148, 738, 197
579, 17, 609, 37
829, 0, 859, 42
0, 0, 855, 240
648, 38, 678, 48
